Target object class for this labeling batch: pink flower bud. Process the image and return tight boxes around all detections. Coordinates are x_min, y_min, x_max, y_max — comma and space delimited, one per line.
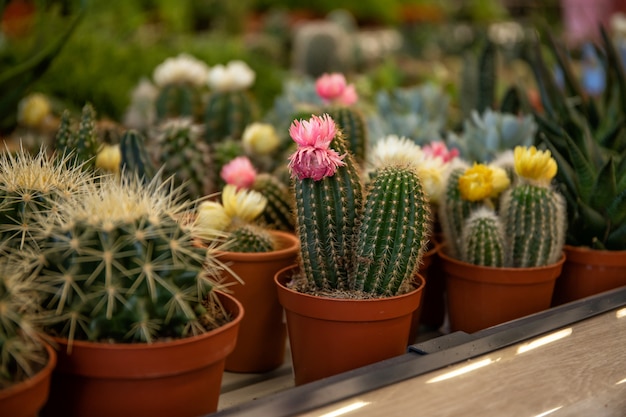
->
220, 156, 257, 189
315, 73, 347, 101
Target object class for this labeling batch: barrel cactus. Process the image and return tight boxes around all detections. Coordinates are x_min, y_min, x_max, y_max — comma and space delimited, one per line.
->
288, 113, 430, 297
27, 174, 230, 346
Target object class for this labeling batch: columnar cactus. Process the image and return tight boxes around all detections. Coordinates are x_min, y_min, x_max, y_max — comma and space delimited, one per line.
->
251, 173, 295, 231
288, 114, 430, 296
460, 207, 505, 267
55, 103, 100, 170
119, 129, 156, 183
28, 175, 229, 345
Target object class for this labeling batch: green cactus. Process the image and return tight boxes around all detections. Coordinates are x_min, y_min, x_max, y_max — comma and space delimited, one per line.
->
353, 165, 430, 296
27, 175, 229, 346
500, 182, 566, 267
460, 207, 505, 267
0, 146, 92, 253
251, 173, 295, 231
119, 129, 156, 183
438, 162, 483, 259
294, 132, 363, 291
204, 90, 257, 144
0, 258, 48, 389
155, 84, 204, 122
325, 106, 368, 165
226, 223, 276, 253
152, 118, 214, 200
55, 104, 101, 171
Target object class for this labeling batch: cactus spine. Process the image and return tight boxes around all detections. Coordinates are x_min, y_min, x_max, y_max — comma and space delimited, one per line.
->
353, 165, 430, 296
119, 129, 156, 183
204, 91, 257, 144
460, 207, 505, 267
251, 173, 295, 231
500, 182, 566, 267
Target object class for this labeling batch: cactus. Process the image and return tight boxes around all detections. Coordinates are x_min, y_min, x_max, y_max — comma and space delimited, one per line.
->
119, 129, 156, 183
55, 104, 101, 171
288, 114, 430, 296
251, 173, 295, 232
155, 84, 204, 122
26, 174, 230, 346
226, 223, 275, 253
204, 90, 257, 144
151, 118, 214, 200
326, 106, 368, 165
500, 182, 566, 268
0, 146, 92, 253
0, 258, 47, 389
460, 207, 505, 267
353, 165, 430, 296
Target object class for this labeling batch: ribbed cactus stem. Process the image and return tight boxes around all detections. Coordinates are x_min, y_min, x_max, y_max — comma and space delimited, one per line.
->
326, 106, 368, 165
500, 182, 566, 267
204, 90, 256, 143
294, 134, 363, 291
55, 104, 100, 170
438, 164, 482, 258
251, 173, 295, 231
227, 224, 275, 253
460, 207, 505, 267
119, 130, 156, 183
353, 165, 430, 296
155, 84, 202, 121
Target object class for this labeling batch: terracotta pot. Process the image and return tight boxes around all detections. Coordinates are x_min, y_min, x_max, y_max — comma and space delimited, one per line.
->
218, 230, 299, 373
439, 250, 564, 333
275, 265, 425, 386
41, 291, 243, 417
0, 343, 56, 417
552, 245, 626, 306
408, 243, 439, 343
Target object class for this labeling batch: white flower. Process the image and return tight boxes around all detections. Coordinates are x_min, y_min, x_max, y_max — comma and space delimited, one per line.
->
207, 60, 255, 91
124, 78, 159, 129
152, 53, 209, 87
369, 135, 424, 170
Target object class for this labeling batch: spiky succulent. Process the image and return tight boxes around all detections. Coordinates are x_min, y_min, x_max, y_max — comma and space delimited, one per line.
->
288, 114, 430, 297
0, 145, 93, 253
55, 103, 101, 171
27, 174, 229, 346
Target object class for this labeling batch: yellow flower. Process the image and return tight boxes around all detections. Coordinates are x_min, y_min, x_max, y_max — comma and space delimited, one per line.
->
95, 144, 121, 173
194, 201, 231, 240
242, 123, 280, 155
222, 184, 267, 222
458, 164, 493, 201
17, 93, 51, 128
514, 146, 557, 184
489, 166, 511, 197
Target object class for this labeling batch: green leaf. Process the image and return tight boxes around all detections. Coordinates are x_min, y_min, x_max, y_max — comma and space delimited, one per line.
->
606, 222, 626, 250
478, 39, 496, 113
591, 157, 617, 211
606, 188, 626, 226
576, 198, 609, 245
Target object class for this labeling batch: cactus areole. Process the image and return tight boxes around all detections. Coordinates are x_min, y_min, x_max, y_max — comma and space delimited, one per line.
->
288, 114, 430, 298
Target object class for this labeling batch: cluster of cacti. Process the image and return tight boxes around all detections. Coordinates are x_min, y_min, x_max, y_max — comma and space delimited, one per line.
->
0, 146, 92, 253
288, 114, 430, 297
439, 147, 566, 268
0, 258, 47, 389
151, 118, 214, 200
55, 103, 101, 171
26, 174, 229, 345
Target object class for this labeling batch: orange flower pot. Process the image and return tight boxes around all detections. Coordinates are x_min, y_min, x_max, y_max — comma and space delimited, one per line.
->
440, 250, 564, 333
41, 292, 243, 417
275, 265, 425, 386
218, 231, 299, 373
552, 245, 626, 306
0, 343, 56, 417
408, 243, 439, 343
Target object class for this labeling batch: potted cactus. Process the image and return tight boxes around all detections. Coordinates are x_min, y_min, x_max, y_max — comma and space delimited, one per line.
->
0, 258, 56, 417
18, 173, 243, 417
193, 177, 298, 373
438, 146, 567, 333
275, 114, 430, 385
531, 27, 626, 304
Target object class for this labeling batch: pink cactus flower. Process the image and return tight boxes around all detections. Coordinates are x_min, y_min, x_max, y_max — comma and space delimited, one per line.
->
315, 73, 347, 101
337, 83, 358, 106
423, 141, 459, 163
288, 114, 345, 181
220, 156, 257, 189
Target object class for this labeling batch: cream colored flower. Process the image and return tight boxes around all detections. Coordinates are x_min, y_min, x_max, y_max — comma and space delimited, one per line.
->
194, 201, 231, 240
95, 144, 121, 173
207, 60, 255, 91
417, 165, 443, 204
17, 93, 51, 128
153, 53, 210, 87
221, 184, 267, 222
514, 146, 557, 184
370, 135, 424, 170
242, 123, 280, 155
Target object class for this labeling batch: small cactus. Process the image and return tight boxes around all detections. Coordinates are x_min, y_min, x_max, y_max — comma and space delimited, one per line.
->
227, 224, 275, 253
27, 174, 230, 346
251, 173, 295, 231
119, 129, 156, 183
55, 103, 101, 170
326, 106, 368, 166
460, 207, 505, 267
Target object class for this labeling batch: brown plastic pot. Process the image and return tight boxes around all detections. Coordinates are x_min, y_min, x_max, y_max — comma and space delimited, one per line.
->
41, 291, 243, 417
408, 243, 439, 343
275, 265, 425, 386
552, 245, 626, 306
440, 249, 564, 333
0, 343, 56, 417
218, 230, 299, 373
